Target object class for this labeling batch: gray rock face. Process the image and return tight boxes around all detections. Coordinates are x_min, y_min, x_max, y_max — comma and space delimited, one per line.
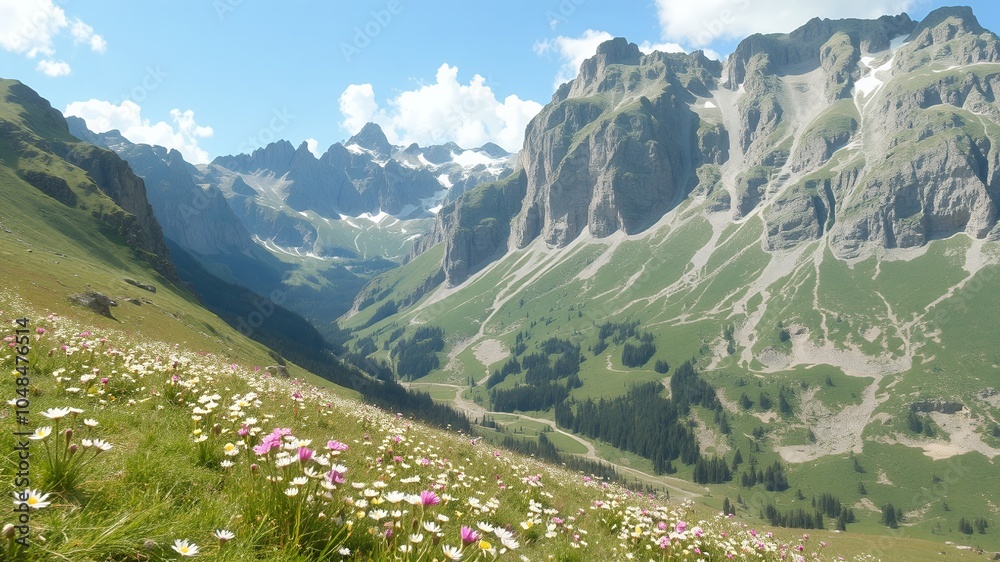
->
512, 44, 712, 249
62, 144, 176, 278
69, 119, 255, 257
725, 14, 915, 89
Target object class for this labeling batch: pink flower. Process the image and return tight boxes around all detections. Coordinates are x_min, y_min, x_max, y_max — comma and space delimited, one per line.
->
36, 328, 46, 335
298, 447, 314, 463
675, 521, 687, 533
750, 529, 757, 537
658, 536, 671, 549
420, 490, 440, 506
238, 424, 249, 437
693, 526, 704, 537
552, 517, 564, 525
327, 440, 349, 452
327, 468, 346, 484
460, 526, 480, 545
101, 378, 109, 384
252, 441, 276, 456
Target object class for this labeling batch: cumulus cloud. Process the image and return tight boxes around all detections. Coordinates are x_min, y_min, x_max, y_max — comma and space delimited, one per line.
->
69, 19, 107, 53
653, 0, 917, 47
338, 64, 542, 153
36, 59, 70, 77
0, 0, 106, 76
533, 29, 613, 88
64, 100, 214, 164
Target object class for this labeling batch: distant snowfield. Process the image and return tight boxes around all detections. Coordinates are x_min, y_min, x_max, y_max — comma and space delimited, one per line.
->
450, 150, 508, 174
704, 101, 717, 109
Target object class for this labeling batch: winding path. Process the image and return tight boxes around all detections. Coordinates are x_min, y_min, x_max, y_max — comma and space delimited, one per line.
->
405, 381, 701, 498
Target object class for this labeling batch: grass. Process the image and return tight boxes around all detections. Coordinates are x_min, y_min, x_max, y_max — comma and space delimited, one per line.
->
0, 298, 872, 561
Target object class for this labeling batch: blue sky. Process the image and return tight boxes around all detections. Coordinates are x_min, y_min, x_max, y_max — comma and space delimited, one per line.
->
1, 1, 996, 163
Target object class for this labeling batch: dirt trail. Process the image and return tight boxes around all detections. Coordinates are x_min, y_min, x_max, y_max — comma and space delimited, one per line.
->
405, 381, 701, 498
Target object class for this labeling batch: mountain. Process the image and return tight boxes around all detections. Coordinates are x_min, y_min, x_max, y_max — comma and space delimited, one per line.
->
0, 79, 175, 279
342, 7, 1000, 546
2, 78, 982, 562
202, 122, 516, 262
65, 119, 378, 344
66, 117, 259, 259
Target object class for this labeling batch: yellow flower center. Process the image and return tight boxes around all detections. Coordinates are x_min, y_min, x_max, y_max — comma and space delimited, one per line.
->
479, 539, 492, 550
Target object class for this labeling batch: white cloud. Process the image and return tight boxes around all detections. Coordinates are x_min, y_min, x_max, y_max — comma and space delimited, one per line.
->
36, 58, 70, 77
338, 64, 542, 153
638, 41, 686, 55
69, 19, 106, 53
304, 138, 321, 158
653, 0, 917, 48
0, 0, 105, 76
533, 29, 613, 88
0, 0, 67, 57
64, 100, 214, 164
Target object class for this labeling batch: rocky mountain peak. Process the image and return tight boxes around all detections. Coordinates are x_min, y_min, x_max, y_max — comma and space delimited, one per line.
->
910, 5, 984, 38
211, 139, 297, 174
347, 122, 393, 156
477, 142, 510, 159
724, 13, 915, 89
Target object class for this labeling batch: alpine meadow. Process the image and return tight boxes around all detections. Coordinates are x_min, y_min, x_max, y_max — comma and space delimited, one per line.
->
1, 2, 1000, 561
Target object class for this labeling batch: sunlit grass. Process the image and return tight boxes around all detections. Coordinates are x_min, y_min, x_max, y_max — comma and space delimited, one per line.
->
0, 294, 864, 561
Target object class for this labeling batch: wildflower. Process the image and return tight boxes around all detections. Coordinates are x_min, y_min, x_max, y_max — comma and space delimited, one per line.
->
213, 529, 234, 544
327, 465, 347, 484
83, 419, 99, 428
28, 427, 51, 440
222, 443, 239, 456
327, 439, 349, 452
442, 544, 463, 560
13, 489, 51, 509
171, 539, 199, 556
297, 447, 314, 463
423, 521, 442, 534
461, 525, 480, 545
420, 490, 440, 506
91, 439, 112, 452
40, 407, 72, 420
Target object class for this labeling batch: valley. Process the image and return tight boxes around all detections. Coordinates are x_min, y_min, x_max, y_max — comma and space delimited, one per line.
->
2, 3, 1000, 559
